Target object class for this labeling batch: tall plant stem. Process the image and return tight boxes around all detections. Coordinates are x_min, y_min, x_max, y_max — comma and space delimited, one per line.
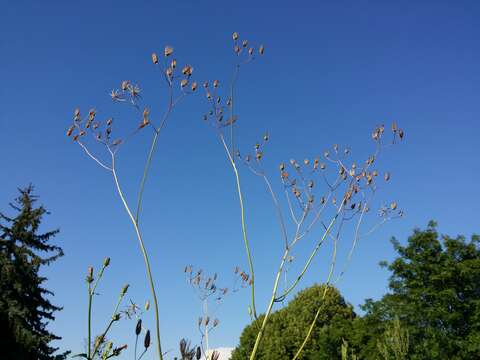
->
135, 131, 160, 224
111, 153, 163, 360
219, 134, 257, 319
87, 282, 92, 359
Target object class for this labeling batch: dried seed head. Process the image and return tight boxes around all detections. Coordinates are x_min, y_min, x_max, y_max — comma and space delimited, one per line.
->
259, 45, 265, 55
384, 172, 390, 181
234, 45, 241, 54
74, 108, 80, 119
256, 151, 263, 160
171, 59, 177, 69
391, 121, 397, 132
180, 79, 188, 88
324, 151, 329, 158
281, 171, 289, 179
248, 47, 254, 55
213, 79, 219, 88
320, 163, 326, 170
145, 300, 150, 311
144, 330, 151, 348
86, 266, 94, 283
320, 196, 325, 204
263, 133, 269, 141
279, 163, 285, 171
182, 65, 193, 76
135, 319, 142, 336
232, 32, 239, 41
112, 139, 122, 146
308, 180, 314, 188
205, 316, 210, 326
66, 126, 74, 137
106, 118, 113, 126
390, 201, 397, 210
151, 53, 158, 64
242, 40, 248, 48
313, 158, 319, 169
164, 46, 174, 57
121, 80, 129, 91
399, 128, 404, 139
213, 318, 219, 327
304, 159, 309, 165
191, 82, 198, 91
333, 144, 338, 152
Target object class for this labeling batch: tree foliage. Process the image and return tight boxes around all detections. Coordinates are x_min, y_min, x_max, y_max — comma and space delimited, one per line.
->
0, 186, 69, 360
231, 284, 355, 359
356, 222, 480, 359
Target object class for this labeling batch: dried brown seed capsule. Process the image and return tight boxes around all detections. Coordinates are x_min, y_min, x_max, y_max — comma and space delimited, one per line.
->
232, 32, 239, 41
263, 133, 269, 141
86, 266, 94, 283
248, 47, 254, 55
308, 180, 314, 188
320, 163, 326, 170
304, 159, 309, 165
213, 79, 219, 88
180, 79, 188, 88
384, 172, 391, 181
234, 45, 241, 54
281, 171, 289, 179
151, 53, 158, 64
320, 196, 326, 204
242, 39, 248, 47
256, 151, 263, 160
390, 201, 397, 210
324, 151, 329, 158
106, 118, 113, 126
399, 128, 404, 139
213, 319, 219, 327
259, 45, 265, 55
66, 126, 74, 137
164, 46, 174, 57
279, 163, 285, 171
171, 59, 177, 68
74, 108, 80, 118
112, 139, 122, 146
313, 158, 319, 169
145, 300, 150, 311
79, 130, 86, 137
182, 65, 193, 76
135, 319, 142, 336
205, 316, 210, 326
73, 135, 79, 141
191, 82, 197, 91
391, 121, 397, 132
144, 330, 151, 348
121, 81, 129, 90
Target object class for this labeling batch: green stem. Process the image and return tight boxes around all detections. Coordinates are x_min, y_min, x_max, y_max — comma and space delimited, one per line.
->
111, 155, 163, 360
135, 131, 160, 224
87, 282, 92, 359
220, 134, 257, 319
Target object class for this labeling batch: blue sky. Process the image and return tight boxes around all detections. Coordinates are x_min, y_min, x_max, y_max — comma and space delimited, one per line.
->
1, 0, 480, 358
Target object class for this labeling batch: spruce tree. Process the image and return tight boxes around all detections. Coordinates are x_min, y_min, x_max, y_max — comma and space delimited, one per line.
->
0, 185, 69, 359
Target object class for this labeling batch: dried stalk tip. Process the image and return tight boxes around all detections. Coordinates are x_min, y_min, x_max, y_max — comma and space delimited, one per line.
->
164, 46, 174, 57
86, 266, 94, 283
232, 32, 239, 41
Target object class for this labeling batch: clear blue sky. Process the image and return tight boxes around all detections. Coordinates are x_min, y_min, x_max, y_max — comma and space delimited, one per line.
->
1, 0, 480, 358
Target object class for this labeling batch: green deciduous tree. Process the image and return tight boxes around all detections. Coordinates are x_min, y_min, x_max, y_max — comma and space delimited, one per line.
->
0, 186, 69, 360
357, 222, 480, 359
231, 284, 355, 360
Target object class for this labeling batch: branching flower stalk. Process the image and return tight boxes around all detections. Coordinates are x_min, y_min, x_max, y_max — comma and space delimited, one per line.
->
68, 46, 197, 360
202, 33, 405, 360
